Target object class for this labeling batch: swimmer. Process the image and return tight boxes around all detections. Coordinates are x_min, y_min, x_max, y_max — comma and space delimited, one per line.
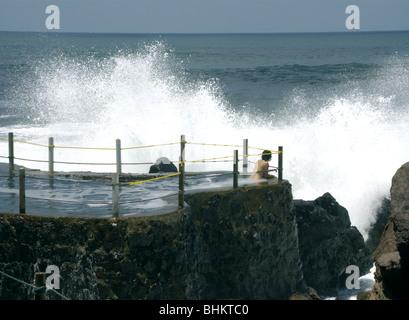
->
250, 150, 277, 180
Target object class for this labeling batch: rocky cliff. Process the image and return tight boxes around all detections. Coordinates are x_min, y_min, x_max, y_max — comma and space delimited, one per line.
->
0, 181, 306, 300
0, 179, 372, 300
183, 182, 305, 299
294, 193, 373, 295
368, 162, 409, 299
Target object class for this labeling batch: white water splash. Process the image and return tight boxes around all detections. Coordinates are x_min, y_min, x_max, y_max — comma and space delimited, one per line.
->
3, 42, 409, 237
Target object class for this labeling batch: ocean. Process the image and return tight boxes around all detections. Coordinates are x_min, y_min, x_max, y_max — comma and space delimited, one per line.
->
1, 31, 409, 237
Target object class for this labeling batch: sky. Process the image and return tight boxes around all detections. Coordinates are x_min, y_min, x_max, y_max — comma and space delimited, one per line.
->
0, 0, 409, 34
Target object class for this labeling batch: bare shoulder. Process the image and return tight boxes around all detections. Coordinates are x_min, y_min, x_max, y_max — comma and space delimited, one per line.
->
259, 161, 269, 170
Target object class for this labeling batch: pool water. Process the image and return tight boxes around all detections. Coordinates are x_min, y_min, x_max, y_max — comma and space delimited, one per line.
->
0, 163, 257, 217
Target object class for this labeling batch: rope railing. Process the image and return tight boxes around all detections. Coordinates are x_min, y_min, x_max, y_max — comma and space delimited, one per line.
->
0, 133, 283, 217
0, 269, 70, 300
125, 172, 181, 186
2, 134, 281, 169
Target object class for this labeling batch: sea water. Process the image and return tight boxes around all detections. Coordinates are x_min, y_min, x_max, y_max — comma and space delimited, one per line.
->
1, 31, 409, 237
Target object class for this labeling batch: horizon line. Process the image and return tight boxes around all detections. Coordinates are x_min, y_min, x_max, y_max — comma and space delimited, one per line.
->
1, 29, 409, 36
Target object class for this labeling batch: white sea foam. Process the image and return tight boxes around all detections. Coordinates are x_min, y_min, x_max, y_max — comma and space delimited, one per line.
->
2, 42, 409, 236
3, 42, 234, 171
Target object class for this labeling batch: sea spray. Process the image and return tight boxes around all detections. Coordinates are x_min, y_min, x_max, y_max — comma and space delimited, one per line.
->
231, 58, 409, 236
5, 41, 237, 171
3, 38, 409, 237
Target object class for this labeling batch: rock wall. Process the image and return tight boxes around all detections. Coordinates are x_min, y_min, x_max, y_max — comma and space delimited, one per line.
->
369, 162, 409, 299
183, 182, 305, 299
294, 193, 373, 295
0, 181, 306, 300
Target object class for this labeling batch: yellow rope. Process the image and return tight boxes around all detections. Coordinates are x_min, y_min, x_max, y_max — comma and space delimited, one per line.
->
245, 151, 282, 157
186, 141, 242, 148
7, 139, 181, 151
4, 138, 282, 155
10, 139, 115, 150
182, 150, 282, 164
55, 145, 116, 150
121, 142, 180, 150
126, 172, 181, 186
248, 146, 283, 153
12, 139, 50, 148
184, 155, 234, 163
3, 138, 282, 166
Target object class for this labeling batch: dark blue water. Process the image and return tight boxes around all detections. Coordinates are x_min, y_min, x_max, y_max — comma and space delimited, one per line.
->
1, 31, 409, 235
2, 31, 409, 126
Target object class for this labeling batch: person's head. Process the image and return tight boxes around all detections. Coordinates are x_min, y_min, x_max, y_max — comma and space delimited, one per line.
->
261, 150, 272, 161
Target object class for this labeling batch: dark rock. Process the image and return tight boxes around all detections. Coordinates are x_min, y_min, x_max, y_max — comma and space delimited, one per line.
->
294, 192, 373, 294
357, 290, 371, 300
369, 162, 409, 299
1, 181, 377, 300
182, 183, 306, 299
366, 197, 390, 253
0, 182, 306, 300
289, 287, 321, 300
149, 157, 178, 173
314, 192, 351, 228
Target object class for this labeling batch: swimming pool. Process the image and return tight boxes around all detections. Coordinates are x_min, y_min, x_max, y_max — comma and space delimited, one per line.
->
0, 163, 259, 218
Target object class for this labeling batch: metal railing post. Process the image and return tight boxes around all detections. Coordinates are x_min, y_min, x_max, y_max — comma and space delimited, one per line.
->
8, 132, 14, 172
112, 172, 119, 218
243, 138, 248, 174
233, 149, 238, 188
48, 137, 54, 173
180, 134, 185, 167
179, 134, 186, 209
19, 168, 25, 214
278, 146, 283, 182
116, 139, 122, 174
178, 156, 184, 210
34, 272, 46, 300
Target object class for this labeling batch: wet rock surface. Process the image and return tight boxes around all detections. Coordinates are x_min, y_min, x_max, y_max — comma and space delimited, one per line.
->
0, 181, 374, 300
368, 162, 409, 299
294, 192, 373, 295
0, 182, 306, 300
